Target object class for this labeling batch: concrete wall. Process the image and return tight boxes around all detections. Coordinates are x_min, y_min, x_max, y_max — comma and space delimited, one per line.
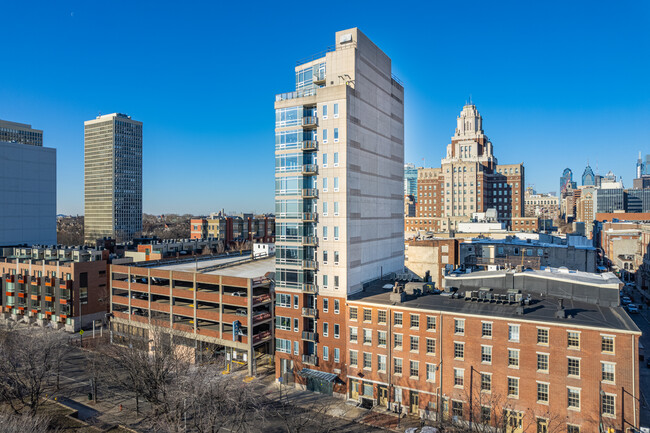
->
0, 142, 56, 246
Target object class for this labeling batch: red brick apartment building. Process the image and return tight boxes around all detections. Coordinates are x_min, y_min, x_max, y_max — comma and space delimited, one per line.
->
190, 214, 275, 244
110, 255, 274, 375
275, 268, 640, 432
0, 246, 110, 331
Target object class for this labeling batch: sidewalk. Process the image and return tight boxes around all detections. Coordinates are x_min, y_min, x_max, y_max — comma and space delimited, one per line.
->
258, 371, 424, 432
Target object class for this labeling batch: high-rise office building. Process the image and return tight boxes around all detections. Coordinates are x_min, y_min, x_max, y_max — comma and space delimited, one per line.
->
0, 119, 56, 246
274, 28, 404, 377
560, 167, 576, 196
582, 163, 595, 186
404, 163, 418, 198
84, 113, 142, 244
410, 103, 531, 232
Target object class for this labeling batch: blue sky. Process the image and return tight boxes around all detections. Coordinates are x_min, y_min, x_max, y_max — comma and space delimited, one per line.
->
1, 1, 648, 215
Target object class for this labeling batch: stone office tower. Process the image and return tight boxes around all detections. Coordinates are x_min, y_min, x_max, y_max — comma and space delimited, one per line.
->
84, 113, 142, 245
274, 28, 405, 379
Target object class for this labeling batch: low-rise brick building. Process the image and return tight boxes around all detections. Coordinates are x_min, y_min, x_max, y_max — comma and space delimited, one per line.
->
276, 268, 640, 432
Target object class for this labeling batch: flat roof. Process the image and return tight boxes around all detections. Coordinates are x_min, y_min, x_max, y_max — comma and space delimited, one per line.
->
349, 279, 640, 333
151, 255, 275, 279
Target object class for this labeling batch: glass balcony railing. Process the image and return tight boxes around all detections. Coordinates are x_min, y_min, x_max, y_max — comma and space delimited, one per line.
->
302, 307, 317, 318
300, 140, 317, 151
302, 164, 317, 175
302, 283, 318, 294
302, 236, 317, 246
275, 87, 317, 102
301, 331, 318, 342
302, 212, 318, 222
302, 354, 318, 366
301, 117, 318, 128
302, 260, 318, 270
302, 188, 318, 198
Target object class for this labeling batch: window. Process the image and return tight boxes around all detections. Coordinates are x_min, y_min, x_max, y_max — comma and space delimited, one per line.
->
426, 316, 436, 331
567, 425, 580, 433
482, 322, 492, 338
334, 348, 340, 363
567, 331, 580, 349
508, 324, 520, 342
537, 353, 549, 372
322, 298, 329, 312
277, 294, 291, 308
508, 377, 519, 398
275, 338, 291, 353
410, 360, 419, 378
537, 328, 549, 345
454, 319, 465, 334
322, 250, 328, 263
394, 312, 403, 327
333, 177, 339, 191
349, 307, 357, 320
322, 202, 328, 215
294, 341, 299, 355
410, 314, 419, 328
394, 333, 403, 349
481, 346, 492, 363
276, 317, 291, 331
349, 327, 358, 343
322, 153, 328, 167
410, 336, 419, 352
426, 338, 436, 355
323, 346, 329, 361
601, 393, 615, 416
378, 331, 387, 346
333, 103, 339, 117
333, 226, 339, 240
508, 349, 519, 368
363, 352, 371, 369
454, 342, 464, 360
294, 295, 299, 308
323, 322, 329, 337
454, 368, 464, 387
333, 202, 339, 216
481, 407, 491, 423
601, 362, 615, 383
322, 129, 328, 142
293, 318, 299, 331
378, 355, 387, 372
394, 358, 403, 375
426, 363, 436, 382
349, 350, 358, 367
567, 357, 580, 377
363, 308, 372, 322
480, 373, 491, 391
333, 152, 339, 166
567, 388, 580, 410
452, 401, 463, 418
363, 329, 372, 344
322, 104, 328, 118
537, 382, 549, 403
322, 226, 328, 240
334, 300, 340, 313
601, 335, 614, 353
378, 310, 387, 324
334, 324, 340, 338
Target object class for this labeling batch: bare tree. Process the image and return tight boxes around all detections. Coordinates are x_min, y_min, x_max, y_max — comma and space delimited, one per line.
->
0, 410, 54, 433
0, 327, 68, 415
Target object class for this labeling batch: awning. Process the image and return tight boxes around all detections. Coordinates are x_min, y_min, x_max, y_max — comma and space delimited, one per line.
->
298, 368, 339, 383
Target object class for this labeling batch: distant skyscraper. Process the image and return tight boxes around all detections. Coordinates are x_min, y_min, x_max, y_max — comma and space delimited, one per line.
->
582, 164, 595, 186
0, 120, 56, 246
560, 168, 576, 196
404, 163, 418, 198
84, 113, 142, 244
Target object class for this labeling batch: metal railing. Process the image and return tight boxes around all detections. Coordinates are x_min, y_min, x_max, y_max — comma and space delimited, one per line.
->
302, 236, 317, 246
302, 354, 318, 366
302, 188, 318, 198
302, 116, 318, 128
302, 260, 318, 270
301, 331, 318, 342
275, 87, 317, 102
302, 284, 318, 294
302, 212, 318, 222
301, 140, 317, 151
302, 307, 317, 318
302, 164, 318, 174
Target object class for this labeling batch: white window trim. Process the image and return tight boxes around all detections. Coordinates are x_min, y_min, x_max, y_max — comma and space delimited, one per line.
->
601, 361, 616, 384
536, 381, 550, 405
567, 386, 581, 411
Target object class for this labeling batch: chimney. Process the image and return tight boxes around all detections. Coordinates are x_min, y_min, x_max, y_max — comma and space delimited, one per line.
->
555, 298, 566, 319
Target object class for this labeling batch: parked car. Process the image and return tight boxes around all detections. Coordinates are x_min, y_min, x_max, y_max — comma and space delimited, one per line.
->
646, 359, 650, 368
622, 297, 632, 305
627, 304, 640, 314
235, 308, 247, 316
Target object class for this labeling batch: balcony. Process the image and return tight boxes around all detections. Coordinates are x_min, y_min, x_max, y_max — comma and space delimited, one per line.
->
302, 284, 318, 294
18, 276, 25, 284
302, 307, 317, 318
302, 116, 318, 129
45, 277, 55, 287
302, 331, 318, 342
302, 188, 318, 198
313, 72, 326, 85
302, 236, 317, 246
60, 289, 71, 300
301, 140, 317, 151
302, 212, 318, 222
302, 164, 318, 175
31, 277, 41, 286
60, 280, 72, 290
302, 354, 318, 366
302, 260, 318, 270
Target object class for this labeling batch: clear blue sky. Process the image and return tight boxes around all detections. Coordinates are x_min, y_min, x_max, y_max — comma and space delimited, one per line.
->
1, 1, 648, 215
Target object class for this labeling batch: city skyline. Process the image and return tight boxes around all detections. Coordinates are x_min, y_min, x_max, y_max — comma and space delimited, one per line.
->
0, 1, 648, 215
